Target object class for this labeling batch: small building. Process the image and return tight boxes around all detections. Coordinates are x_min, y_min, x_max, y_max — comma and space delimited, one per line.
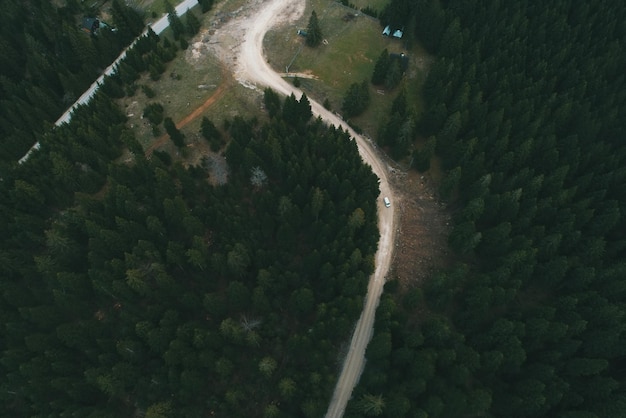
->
81, 17, 100, 35
392, 29, 403, 38
382, 25, 391, 36
297, 29, 308, 37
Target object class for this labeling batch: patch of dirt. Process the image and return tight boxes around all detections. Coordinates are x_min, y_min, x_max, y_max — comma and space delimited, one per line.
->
185, 29, 213, 66
282, 70, 319, 80
389, 169, 453, 288
206, 0, 306, 79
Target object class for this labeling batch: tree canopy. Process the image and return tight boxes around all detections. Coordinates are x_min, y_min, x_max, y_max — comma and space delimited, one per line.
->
0, 41, 381, 414
0, 0, 144, 164
349, 0, 626, 417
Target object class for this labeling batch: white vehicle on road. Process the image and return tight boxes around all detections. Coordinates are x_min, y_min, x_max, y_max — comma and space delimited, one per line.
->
230, 3, 397, 416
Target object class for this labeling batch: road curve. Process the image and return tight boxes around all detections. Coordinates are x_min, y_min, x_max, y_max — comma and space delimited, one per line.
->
233, 1, 397, 416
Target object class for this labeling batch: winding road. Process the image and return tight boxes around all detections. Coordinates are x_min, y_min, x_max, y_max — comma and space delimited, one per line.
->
222, 0, 398, 416
18, 0, 397, 415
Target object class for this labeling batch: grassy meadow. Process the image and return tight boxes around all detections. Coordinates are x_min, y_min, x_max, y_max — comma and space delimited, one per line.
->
263, 0, 429, 138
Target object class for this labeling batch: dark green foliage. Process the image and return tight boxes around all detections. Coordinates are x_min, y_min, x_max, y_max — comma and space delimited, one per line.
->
384, 59, 403, 90
380, 0, 445, 53
200, 117, 223, 151
111, 0, 145, 42
100, 74, 126, 99
371, 49, 390, 85
0, 0, 144, 162
342, 80, 371, 118
148, 51, 167, 81
1, 88, 379, 416
292, 75, 301, 87
185, 11, 201, 36
412, 137, 436, 172
281, 92, 313, 129
118, 60, 139, 84
372, 49, 406, 90
263, 88, 282, 118
163, 117, 185, 148
164, 0, 185, 40
377, 89, 415, 158
352, 0, 626, 417
306, 11, 323, 47
141, 84, 156, 98
199, 0, 214, 13
143, 103, 164, 125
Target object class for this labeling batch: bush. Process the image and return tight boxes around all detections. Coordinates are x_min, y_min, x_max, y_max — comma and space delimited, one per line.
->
143, 103, 164, 125
141, 85, 156, 98
341, 80, 370, 118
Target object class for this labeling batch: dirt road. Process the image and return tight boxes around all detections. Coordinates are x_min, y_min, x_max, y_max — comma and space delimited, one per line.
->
209, 1, 398, 416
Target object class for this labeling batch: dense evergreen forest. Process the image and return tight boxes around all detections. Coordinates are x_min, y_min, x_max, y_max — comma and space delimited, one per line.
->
1, 88, 380, 416
0, 3, 381, 416
349, 0, 626, 417
0, 0, 144, 165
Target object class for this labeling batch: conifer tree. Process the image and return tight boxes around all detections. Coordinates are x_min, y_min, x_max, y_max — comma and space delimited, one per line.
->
306, 11, 323, 47
164, 0, 185, 40
164, 117, 185, 148
371, 49, 390, 85
199, 0, 214, 13
342, 80, 370, 118
185, 11, 201, 35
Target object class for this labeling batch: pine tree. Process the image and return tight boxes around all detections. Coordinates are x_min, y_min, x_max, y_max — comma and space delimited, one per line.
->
185, 11, 201, 36
297, 93, 313, 124
342, 80, 371, 118
384, 59, 403, 90
199, 0, 214, 13
165, 0, 185, 40
111, 0, 144, 41
263, 88, 281, 118
306, 11, 323, 47
357, 393, 386, 416
163, 117, 185, 147
371, 49, 390, 85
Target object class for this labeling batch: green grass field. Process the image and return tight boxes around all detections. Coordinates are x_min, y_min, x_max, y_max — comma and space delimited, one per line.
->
120, 46, 223, 148
121, 0, 431, 160
263, 0, 430, 139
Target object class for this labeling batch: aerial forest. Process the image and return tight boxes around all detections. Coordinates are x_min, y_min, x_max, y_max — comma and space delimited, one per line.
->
0, 3, 381, 416
3, 0, 626, 417
0, 0, 147, 166
348, 0, 626, 417
1, 88, 380, 416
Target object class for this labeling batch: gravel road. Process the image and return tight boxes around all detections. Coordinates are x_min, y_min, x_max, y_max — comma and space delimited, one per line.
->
212, 1, 398, 416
